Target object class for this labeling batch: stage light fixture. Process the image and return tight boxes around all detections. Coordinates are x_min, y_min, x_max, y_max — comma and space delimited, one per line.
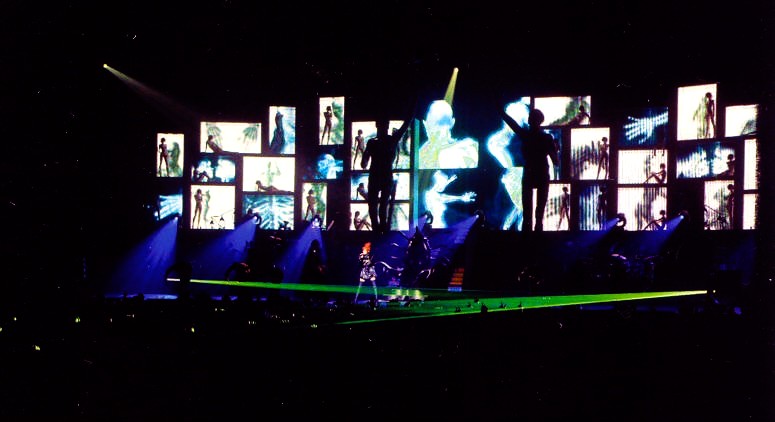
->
311, 215, 323, 228
615, 213, 627, 228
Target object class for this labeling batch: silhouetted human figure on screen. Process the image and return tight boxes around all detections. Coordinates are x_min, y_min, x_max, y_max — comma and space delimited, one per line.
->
644, 209, 667, 231
193, 189, 204, 229
205, 134, 222, 153
645, 163, 667, 184
270, 110, 285, 153
596, 136, 609, 180
720, 154, 735, 178
499, 106, 558, 231
353, 210, 371, 231
304, 189, 317, 221
557, 186, 570, 230
356, 182, 368, 201
694, 92, 716, 139
321, 105, 333, 144
568, 104, 590, 126
158, 137, 170, 176
424, 170, 476, 228
361, 115, 412, 235
352, 129, 365, 168
597, 185, 607, 230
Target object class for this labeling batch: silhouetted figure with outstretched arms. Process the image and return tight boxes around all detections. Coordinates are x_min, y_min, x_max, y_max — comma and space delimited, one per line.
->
499, 105, 558, 231
361, 106, 414, 235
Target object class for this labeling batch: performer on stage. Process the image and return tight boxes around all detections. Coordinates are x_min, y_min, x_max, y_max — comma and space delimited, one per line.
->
354, 242, 378, 304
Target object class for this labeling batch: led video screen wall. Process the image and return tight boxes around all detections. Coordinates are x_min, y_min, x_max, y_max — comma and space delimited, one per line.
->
149, 74, 759, 235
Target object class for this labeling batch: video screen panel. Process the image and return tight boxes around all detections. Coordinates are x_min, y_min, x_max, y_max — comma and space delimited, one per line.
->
534, 183, 572, 231
268, 106, 296, 155
154, 190, 183, 222
579, 184, 608, 231
156, 133, 184, 178
617, 187, 668, 231
617, 150, 668, 184
243, 193, 294, 231
200, 122, 261, 154
191, 155, 237, 183
351, 121, 376, 170
417, 169, 477, 229
390, 119, 412, 170
242, 156, 295, 193
620, 107, 668, 147
534, 95, 591, 126
190, 185, 235, 230
743, 193, 757, 230
675, 142, 735, 179
319, 96, 345, 145
418, 99, 479, 169
744, 138, 758, 190
725, 104, 758, 137
307, 148, 344, 180
677, 83, 717, 141
703, 180, 734, 231
570, 127, 610, 180
301, 182, 327, 224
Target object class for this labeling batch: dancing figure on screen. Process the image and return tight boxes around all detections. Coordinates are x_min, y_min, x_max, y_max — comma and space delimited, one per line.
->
269, 110, 285, 153
352, 129, 365, 168
424, 171, 476, 228
158, 137, 170, 176
321, 105, 333, 144
644, 163, 667, 184
192, 189, 204, 229
596, 136, 609, 180
354, 242, 378, 304
597, 185, 607, 230
499, 105, 559, 231
557, 186, 571, 230
419, 100, 479, 169
304, 189, 317, 221
693, 92, 716, 139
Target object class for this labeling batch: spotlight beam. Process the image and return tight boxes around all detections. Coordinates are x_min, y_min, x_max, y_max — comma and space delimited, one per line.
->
103, 63, 201, 125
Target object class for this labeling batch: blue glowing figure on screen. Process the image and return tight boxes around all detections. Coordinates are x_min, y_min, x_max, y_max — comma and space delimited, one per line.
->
419, 100, 479, 169
423, 170, 476, 228
486, 98, 530, 230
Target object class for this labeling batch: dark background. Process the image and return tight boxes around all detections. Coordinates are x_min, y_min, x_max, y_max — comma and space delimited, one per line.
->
2, 1, 774, 419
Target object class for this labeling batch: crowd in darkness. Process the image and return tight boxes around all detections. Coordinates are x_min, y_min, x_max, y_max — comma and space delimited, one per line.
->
1, 284, 771, 420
